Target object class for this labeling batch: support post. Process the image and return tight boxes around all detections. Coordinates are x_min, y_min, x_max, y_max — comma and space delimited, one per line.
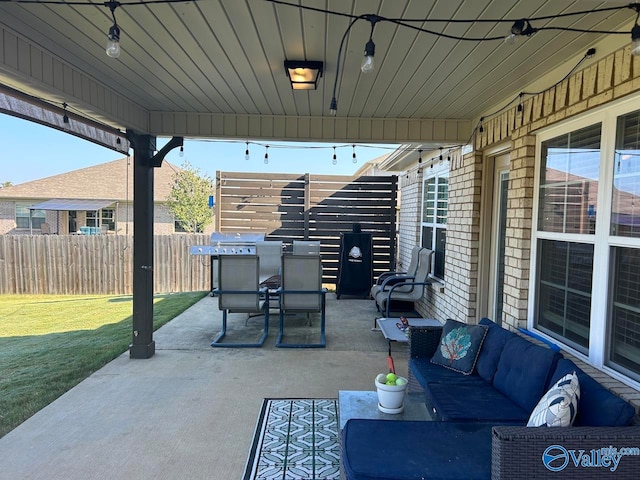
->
129, 132, 156, 359
126, 132, 183, 359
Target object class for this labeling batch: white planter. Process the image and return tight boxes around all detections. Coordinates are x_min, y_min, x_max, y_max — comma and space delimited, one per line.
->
375, 377, 408, 414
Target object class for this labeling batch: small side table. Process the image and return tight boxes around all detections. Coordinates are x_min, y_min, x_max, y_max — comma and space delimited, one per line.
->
338, 390, 431, 430
377, 317, 441, 343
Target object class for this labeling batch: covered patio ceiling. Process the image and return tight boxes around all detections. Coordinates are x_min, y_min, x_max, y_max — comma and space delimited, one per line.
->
0, 0, 636, 150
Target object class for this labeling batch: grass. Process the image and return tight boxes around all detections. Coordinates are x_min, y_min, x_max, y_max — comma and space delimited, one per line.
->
0, 291, 207, 438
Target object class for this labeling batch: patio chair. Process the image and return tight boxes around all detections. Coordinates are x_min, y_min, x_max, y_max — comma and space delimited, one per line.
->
292, 240, 321, 255
374, 248, 433, 317
256, 240, 283, 287
211, 255, 269, 347
276, 254, 326, 348
370, 245, 423, 299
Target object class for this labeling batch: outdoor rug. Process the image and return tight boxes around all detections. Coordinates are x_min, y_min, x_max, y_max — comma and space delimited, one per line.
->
243, 398, 341, 480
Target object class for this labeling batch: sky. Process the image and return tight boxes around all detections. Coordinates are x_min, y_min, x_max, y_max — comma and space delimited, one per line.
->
0, 114, 399, 186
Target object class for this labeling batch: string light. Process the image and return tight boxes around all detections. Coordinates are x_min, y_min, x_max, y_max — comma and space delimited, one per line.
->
245, 141, 250, 161
179, 145, 184, 157
517, 93, 524, 112
105, 1, 121, 59
332, 146, 337, 165
264, 145, 269, 164
361, 15, 380, 74
352, 144, 357, 164
62, 102, 69, 130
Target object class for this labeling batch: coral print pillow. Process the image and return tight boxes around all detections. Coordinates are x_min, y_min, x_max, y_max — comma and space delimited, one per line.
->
431, 319, 489, 375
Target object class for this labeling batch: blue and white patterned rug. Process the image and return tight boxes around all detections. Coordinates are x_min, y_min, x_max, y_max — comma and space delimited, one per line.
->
243, 398, 341, 480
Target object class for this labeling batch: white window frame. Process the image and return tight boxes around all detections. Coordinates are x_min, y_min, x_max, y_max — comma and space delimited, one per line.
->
530, 94, 640, 389
15, 202, 45, 229
420, 163, 449, 281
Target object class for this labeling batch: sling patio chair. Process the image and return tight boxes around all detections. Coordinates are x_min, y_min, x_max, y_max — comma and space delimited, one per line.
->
370, 245, 424, 300
374, 248, 433, 318
211, 255, 269, 348
292, 240, 321, 255
256, 240, 283, 287
276, 254, 326, 348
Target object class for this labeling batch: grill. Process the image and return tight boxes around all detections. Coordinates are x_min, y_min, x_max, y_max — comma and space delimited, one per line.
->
190, 232, 266, 292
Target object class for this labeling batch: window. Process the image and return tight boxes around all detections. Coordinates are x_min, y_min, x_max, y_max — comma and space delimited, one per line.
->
533, 104, 640, 383
15, 202, 45, 229
87, 208, 115, 230
421, 171, 448, 279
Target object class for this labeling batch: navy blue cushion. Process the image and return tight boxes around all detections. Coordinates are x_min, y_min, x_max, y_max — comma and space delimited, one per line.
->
409, 357, 487, 389
342, 419, 493, 480
431, 319, 489, 374
426, 382, 529, 424
550, 358, 636, 426
492, 335, 562, 413
476, 318, 518, 383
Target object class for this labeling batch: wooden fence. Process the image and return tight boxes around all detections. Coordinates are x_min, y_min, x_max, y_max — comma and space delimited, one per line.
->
216, 172, 398, 283
0, 234, 211, 295
0, 173, 398, 295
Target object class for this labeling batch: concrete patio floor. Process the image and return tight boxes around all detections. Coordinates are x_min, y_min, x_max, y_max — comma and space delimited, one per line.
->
0, 293, 406, 480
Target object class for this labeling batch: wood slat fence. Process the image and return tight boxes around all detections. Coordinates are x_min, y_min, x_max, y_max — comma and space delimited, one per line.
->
216, 172, 398, 284
0, 234, 211, 295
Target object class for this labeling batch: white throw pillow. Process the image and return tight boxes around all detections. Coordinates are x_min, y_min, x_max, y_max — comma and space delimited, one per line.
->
527, 372, 580, 427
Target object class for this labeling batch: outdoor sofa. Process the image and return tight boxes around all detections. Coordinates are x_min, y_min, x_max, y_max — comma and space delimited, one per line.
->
342, 318, 640, 479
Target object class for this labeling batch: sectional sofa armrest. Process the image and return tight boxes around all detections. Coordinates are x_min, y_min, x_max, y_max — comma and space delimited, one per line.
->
408, 325, 443, 359
491, 426, 640, 479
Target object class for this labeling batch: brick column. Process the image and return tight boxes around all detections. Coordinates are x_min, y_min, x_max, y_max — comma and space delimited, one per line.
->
445, 152, 483, 323
502, 133, 536, 330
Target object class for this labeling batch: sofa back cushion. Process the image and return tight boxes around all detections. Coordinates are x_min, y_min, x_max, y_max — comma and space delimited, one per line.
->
492, 335, 562, 413
476, 318, 518, 383
550, 358, 636, 426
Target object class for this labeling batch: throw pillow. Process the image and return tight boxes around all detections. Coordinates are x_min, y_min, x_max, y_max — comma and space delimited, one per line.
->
430, 319, 489, 375
527, 372, 580, 427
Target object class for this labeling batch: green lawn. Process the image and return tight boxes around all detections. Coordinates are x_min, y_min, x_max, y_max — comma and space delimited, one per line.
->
0, 292, 207, 438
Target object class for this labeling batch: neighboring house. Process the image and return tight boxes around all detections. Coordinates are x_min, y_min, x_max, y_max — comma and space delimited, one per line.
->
381, 43, 640, 395
0, 158, 212, 235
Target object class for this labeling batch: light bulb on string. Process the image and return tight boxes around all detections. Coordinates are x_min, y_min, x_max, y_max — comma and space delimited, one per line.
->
332, 146, 337, 165
264, 145, 269, 164
245, 141, 250, 161
361, 39, 375, 73
352, 145, 357, 164
62, 102, 70, 131
179, 146, 184, 158
105, 2, 121, 58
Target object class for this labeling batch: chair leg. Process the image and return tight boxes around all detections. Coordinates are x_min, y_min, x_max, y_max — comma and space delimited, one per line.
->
276, 292, 326, 348
211, 308, 269, 348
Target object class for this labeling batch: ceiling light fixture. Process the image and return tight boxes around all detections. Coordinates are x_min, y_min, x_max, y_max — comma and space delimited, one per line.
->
105, 1, 121, 58
284, 60, 324, 90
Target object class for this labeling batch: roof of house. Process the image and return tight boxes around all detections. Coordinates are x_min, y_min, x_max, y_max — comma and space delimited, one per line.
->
0, 158, 180, 203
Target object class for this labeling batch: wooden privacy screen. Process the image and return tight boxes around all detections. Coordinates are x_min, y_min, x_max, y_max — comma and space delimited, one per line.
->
215, 172, 398, 284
